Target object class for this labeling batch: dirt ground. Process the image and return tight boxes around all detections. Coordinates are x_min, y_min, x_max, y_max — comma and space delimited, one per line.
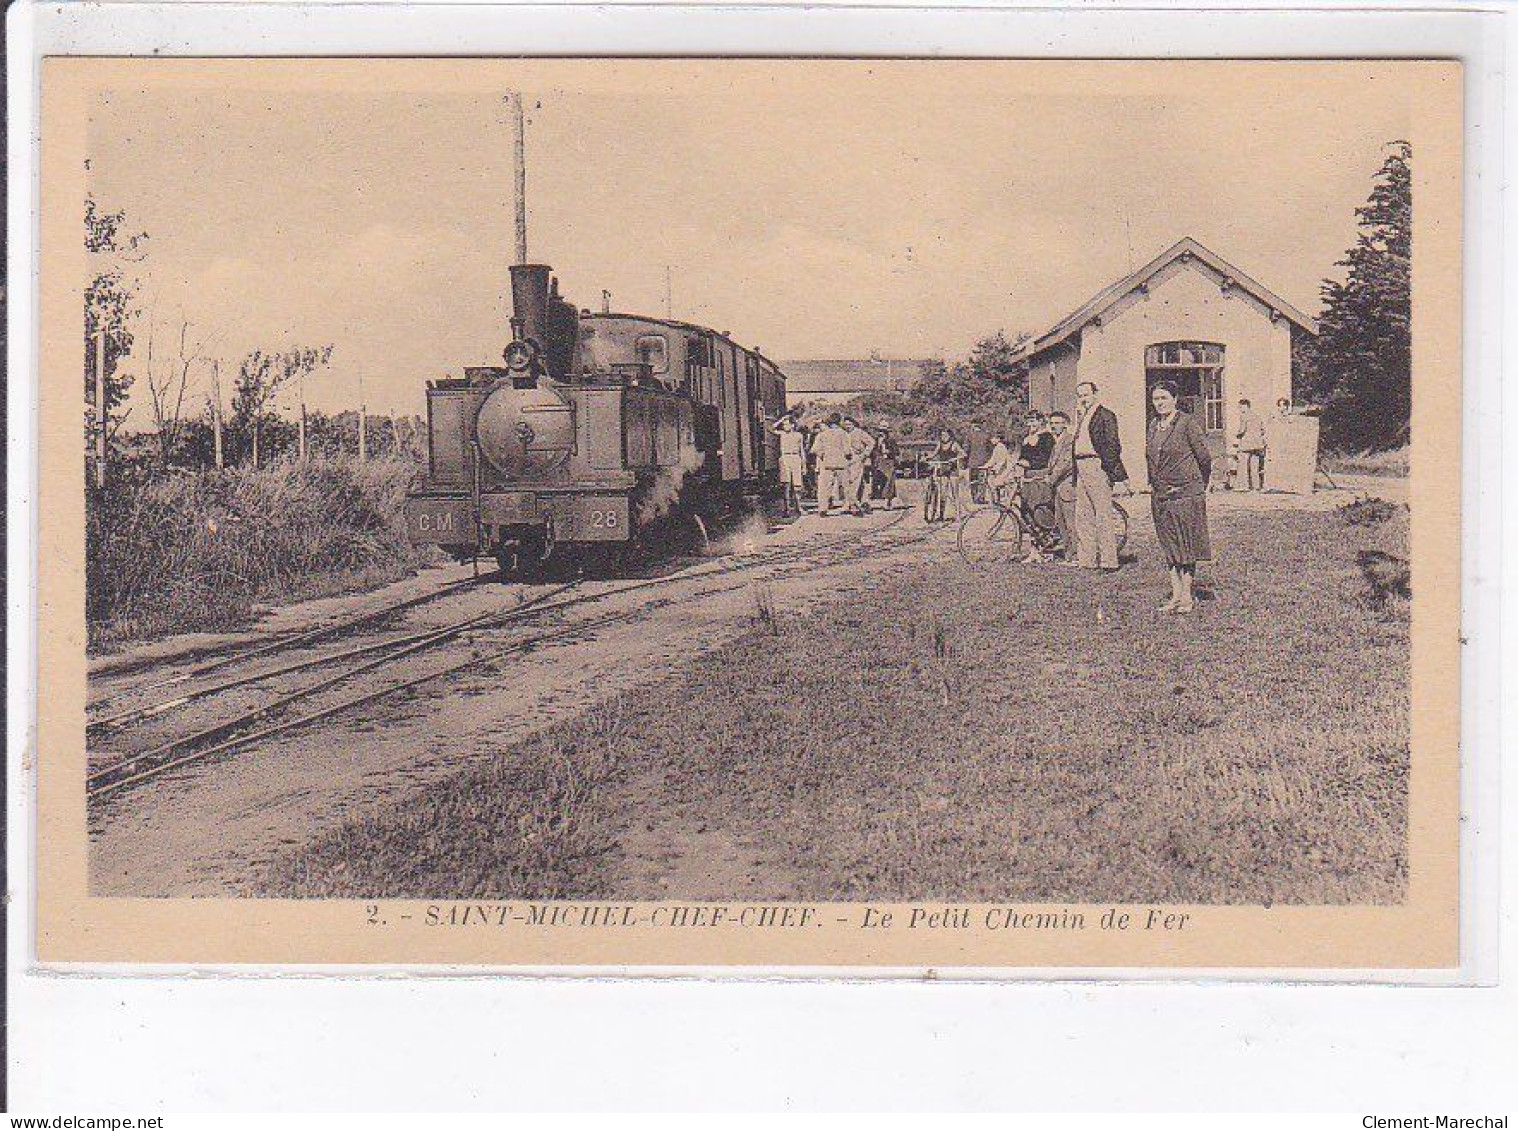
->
87, 499, 938, 896
87, 477, 1405, 899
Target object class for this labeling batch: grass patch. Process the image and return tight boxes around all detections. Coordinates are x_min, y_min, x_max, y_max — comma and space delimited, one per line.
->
87, 457, 437, 649
1323, 444, 1409, 479
272, 695, 635, 899
270, 505, 1410, 905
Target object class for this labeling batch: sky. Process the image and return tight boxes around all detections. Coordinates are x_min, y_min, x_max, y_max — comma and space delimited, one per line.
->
86, 60, 1416, 421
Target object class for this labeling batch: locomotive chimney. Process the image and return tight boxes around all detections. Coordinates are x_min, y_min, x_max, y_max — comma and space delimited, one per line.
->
509, 262, 553, 347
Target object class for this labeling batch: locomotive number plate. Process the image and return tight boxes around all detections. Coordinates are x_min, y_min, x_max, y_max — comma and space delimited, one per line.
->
571, 495, 631, 542
404, 497, 476, 545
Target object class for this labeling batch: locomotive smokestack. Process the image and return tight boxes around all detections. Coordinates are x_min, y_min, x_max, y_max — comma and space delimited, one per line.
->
510, 263, 553, 347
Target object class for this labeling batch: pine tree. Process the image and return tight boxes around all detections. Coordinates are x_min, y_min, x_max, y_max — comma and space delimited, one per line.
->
1305, 141, 1411, 451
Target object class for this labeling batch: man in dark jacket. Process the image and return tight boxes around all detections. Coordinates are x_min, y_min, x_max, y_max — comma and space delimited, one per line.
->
1072, 381, 1131, 571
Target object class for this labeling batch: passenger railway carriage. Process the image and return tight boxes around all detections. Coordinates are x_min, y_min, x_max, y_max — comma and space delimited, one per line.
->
405, 263, 785, 576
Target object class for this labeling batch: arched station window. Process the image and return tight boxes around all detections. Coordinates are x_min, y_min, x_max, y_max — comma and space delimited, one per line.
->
1145, 341, 1225, 432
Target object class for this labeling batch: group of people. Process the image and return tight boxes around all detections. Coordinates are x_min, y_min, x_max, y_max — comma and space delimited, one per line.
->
916, 385, 1133, 568
772, 412, 902, 519
964, 380, 1213, 614
772, 378, 1224, 614
1226, 396, 1295, 492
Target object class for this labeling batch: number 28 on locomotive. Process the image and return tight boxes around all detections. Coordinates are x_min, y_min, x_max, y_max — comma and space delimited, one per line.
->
405, 263, 788, 577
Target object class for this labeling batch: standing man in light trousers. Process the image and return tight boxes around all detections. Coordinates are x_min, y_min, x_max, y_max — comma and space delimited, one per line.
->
1072, 382, 1130, 571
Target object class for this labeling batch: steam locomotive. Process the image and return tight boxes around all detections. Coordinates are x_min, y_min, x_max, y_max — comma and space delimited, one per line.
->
405, 263, 787, 575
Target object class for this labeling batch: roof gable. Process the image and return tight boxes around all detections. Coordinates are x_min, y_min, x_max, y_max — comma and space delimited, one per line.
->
1019, 237, 1319, 361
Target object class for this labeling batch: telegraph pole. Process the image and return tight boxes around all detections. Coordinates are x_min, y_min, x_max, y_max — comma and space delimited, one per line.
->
93, 327, 107, 488
210, 359, 225, 469
509, 91, 528, 265
298, 366, 308, 461
665, 265, 673, 319
357, 371, 368, 463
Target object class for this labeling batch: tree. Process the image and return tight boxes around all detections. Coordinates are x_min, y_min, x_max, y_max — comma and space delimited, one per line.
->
909, 331, 1031, 424
1302, 141, 1411, 451
231, 345, 334, 468
85, 194, 147, 452
141, 314, 211, 465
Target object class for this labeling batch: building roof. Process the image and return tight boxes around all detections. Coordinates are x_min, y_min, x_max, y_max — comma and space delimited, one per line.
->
1017, 237, 1319, 362
780, 358, 938, 395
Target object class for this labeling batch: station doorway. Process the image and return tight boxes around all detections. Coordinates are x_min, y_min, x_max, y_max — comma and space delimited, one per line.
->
1144, 341, 1226, 440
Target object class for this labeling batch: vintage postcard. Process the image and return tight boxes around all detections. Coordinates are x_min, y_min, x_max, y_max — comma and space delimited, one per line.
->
36, 57, 1461, 969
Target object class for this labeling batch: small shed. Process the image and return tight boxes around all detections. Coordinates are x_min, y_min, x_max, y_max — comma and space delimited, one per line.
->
1016, 237, 1318, 487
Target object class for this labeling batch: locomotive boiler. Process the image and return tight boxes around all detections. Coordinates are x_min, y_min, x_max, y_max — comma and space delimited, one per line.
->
405, 262, 786, 576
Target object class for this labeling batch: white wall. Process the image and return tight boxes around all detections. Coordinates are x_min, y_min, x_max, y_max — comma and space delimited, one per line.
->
1028, 342, 1081, 419
1075, 258, 1295, 487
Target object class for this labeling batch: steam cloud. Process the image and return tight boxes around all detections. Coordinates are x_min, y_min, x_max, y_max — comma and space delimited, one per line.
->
633, 443, 707, 527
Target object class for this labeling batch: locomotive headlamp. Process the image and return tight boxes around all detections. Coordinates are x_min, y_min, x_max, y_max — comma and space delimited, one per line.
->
503, 339, 536, 372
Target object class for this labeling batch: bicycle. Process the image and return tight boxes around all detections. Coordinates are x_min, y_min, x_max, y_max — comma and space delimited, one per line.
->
967, 466, 990, 505
922, 458, 963, 523
958, 477, 1129, 567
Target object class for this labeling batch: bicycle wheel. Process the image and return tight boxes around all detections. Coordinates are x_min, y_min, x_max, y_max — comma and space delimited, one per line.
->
958, 504, 1025, 566
1112, 499, 1131, 555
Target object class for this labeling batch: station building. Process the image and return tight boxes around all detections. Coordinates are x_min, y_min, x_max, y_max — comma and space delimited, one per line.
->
1016, 237, 1318, 487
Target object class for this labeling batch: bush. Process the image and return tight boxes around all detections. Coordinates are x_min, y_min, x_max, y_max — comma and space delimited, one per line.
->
1338, 496, 1404, 526
86, 456, 434, 647
1323, 445, 1410, 479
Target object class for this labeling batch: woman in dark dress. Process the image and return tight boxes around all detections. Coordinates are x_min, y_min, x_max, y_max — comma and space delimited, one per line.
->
1146, 382, 1212, 614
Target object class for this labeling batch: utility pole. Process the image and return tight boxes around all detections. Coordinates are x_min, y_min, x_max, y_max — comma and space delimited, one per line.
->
210, 358, 225, 469
665, 265, 673, 319
357, 371, 368, 463
93, 327, 107, 489
298, 366, 308, 461
509, 91, 528, 265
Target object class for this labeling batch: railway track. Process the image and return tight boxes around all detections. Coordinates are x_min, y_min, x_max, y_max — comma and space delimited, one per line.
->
86, 569, 493, 713
87, 509, 936, 801
86, 581, 575, 734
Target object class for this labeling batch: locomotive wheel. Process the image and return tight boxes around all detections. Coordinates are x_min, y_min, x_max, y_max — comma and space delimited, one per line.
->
494, 530, 551, 581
